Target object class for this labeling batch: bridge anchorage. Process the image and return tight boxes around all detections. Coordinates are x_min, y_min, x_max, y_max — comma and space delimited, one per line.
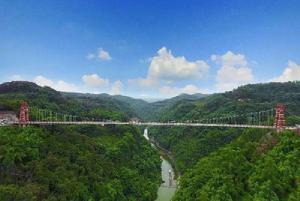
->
17, 101, 295, 131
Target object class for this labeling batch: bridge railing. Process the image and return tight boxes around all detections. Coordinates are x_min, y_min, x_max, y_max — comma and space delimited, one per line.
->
15, 102, 300, 130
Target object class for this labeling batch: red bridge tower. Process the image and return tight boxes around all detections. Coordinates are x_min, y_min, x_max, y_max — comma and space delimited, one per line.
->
274, 103, 285, 131
19, 101, 29, 126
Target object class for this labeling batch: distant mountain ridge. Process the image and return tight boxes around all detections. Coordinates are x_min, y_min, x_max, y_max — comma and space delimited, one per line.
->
1, 81, 299, 123
157, 81, 300, 124
0, 81, 140, 120
0, 81, 210, 121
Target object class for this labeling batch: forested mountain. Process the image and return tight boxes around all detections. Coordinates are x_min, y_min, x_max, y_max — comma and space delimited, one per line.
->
0, 81, 209, 121
149, 82, 300, 173
147, 81, 300, 200
149, 127, 244, 172
156, 81, 300, 124
0, 81, 161, 200
0, 81, 299, 200
62, 92, 151, 120
0, 81, 141, 121
143, 93, 208, 121
0, 125, 161, 201
174, 129, 300, 200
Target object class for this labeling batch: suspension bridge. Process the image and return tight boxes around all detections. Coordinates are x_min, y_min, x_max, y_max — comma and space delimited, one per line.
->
5, 102, 299, 131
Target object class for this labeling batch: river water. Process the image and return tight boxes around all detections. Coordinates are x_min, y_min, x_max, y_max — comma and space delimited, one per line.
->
143, 129, 176, 201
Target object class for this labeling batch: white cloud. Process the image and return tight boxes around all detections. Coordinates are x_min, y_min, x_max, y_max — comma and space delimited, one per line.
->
217, 51, 247, 67
87, 53, 95, 60
8, 74, 119, 95
159, 84, 209, 96
271, 61, 300, 82
111, 80, 123, 95
34, 75, 54, 87
87, 48, 111, 61
98, 48, 111, 61
210, 54, 217, 61
129, 46, 209, 89
55, 80, 77, 92
214, 51, 253, 91
34, 75, 76, 92
148, 47, 209, 82
82, 74, 109, 87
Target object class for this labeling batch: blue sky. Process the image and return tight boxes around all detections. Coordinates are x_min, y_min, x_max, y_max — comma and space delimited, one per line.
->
1, 0, 300, 98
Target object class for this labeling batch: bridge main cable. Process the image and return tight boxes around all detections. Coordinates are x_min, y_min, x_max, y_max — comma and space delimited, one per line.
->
16, 102, 295, 131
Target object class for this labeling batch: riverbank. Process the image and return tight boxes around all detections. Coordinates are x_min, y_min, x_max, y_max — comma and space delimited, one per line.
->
149, 138, 181, 179
143, 128, 178, 201
155, 158, 177, 201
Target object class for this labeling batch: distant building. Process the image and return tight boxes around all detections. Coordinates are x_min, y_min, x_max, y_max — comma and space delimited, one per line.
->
0, 111, 18, 122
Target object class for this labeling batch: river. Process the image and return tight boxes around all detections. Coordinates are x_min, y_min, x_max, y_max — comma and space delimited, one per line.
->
143, 128, 177, 201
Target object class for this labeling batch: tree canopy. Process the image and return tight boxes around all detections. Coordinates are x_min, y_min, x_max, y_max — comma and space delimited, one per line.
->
0, 125, 161, 201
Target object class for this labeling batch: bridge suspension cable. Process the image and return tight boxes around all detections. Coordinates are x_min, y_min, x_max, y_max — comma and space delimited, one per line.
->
188, 108, 276, 127
13, 102, 297, 131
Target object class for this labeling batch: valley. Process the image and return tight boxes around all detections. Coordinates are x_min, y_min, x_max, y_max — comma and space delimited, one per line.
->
0, 81, 300, 200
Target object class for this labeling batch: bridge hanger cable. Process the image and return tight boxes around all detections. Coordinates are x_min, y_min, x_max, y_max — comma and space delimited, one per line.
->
15, 102, 296, 130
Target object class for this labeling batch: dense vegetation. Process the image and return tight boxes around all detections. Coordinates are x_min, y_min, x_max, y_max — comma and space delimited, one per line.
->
0, 81, 162, 200
141, 93, 208, 121
3, 81, 298, 124
148, 81, 300, 171
157, 81, 300, 125
174, 129, 300, 201
149, 127, 243, 172
0, 81, 142, 121
0, 125, 161, 201
147, 81, 300, 200
1, 81, 299, 200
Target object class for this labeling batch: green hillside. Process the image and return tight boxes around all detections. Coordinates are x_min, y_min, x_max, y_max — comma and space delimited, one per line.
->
0, 81, 299, 200
146, 81, 300, 200
174, 130, 300, 201
0, 81, 161, 201
157, 81, 300, 124
149, 82, 300, 171
0, 81, 139, 121
144, 93, 208, 121
0, 125, 161, 201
